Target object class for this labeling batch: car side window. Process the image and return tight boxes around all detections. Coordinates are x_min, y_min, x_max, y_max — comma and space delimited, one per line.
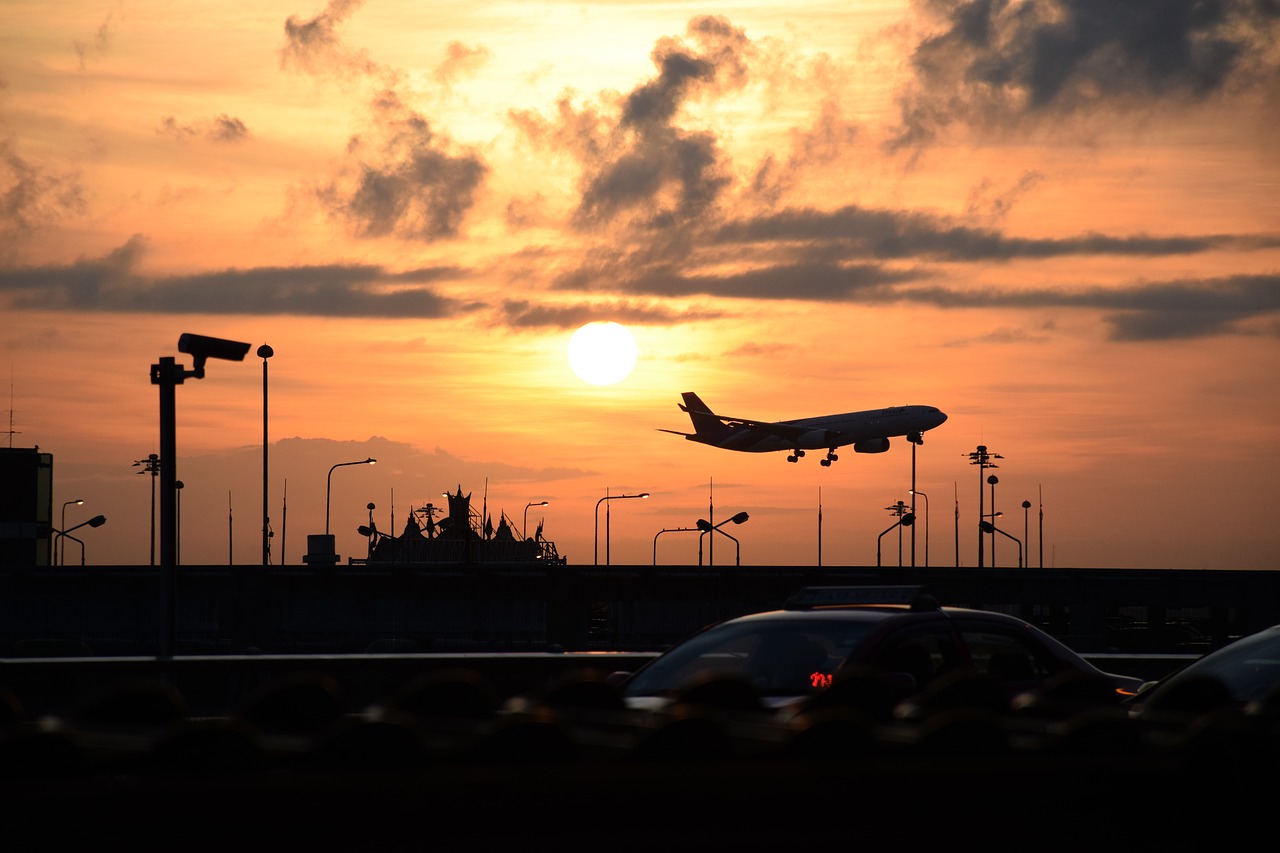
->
960, 627, 1051, 685
874, 626, 963, 690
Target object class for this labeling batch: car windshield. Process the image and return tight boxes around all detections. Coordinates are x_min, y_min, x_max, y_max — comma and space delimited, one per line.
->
621, 616, 877, 699
1164, 626, 1280, 703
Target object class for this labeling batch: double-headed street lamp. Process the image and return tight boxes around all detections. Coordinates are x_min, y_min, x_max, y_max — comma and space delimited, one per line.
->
53, 514, 107, 567
594, 491, 649, 566
877, 500, 914, 568
326, 458, 377, 535
696, 511, 749, 566
965, 445, 1002, 568
59, 499, 83, 566
133, 453, 161, 566
523, 501, 549, 540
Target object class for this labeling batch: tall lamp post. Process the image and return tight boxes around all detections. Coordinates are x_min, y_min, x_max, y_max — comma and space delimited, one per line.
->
965, 445, 1001, 568
696, 511, 749, 566
907, 431, 924, 566
59, 499, 83, 566
175, 481, 184, 565
987, 474, 999, 568
326, 458, 377, 535
1022, 499, 1032, 567
523, 500, 549, 540
134, 453, 161, 566
257, 343, 273, 567
909, 489, 929, 568
594, 491, 649, 566
53, 515, 107, 566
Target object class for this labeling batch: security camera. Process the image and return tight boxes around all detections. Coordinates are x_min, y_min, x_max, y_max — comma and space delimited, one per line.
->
178, 333, 252, 376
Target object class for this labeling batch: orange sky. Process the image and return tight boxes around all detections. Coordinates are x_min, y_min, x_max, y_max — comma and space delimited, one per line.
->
3, 1, 1279, 570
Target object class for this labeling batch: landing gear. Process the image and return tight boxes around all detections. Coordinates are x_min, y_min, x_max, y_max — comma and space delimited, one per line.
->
787, 449, 805, 463
907, 431, 923, 445
820, 449, 839, 467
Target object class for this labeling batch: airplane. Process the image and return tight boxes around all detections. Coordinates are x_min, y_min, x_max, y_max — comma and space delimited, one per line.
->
658, 392, 948, 466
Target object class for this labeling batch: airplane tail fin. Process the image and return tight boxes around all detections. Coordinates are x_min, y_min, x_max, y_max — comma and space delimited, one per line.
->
678, 392, 732, 440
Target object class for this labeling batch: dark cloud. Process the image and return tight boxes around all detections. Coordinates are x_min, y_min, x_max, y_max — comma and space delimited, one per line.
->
712, 205, 1280, 261
499, 299, 720, 330
0, 236, 469, 318
0, 139, 87, 241
157, 115, 250, 144
281, 0, 376, 76
569, 16, 754, 230
315, 90, 488, 240
893, 0, 1280, 148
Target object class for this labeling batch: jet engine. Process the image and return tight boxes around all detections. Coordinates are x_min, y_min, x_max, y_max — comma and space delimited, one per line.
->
853, 437, 890, 453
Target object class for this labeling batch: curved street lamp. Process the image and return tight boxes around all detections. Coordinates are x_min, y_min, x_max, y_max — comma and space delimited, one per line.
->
878, 501, 914, 568
653, 526, 700, 566
523, 501, 549, 540
59, 499, 83, 566
326, 458, 377, 535
980, 519, 1023, 568
594, 491, 649, 566
53, 514, 107, 567
696, 511, 750, 567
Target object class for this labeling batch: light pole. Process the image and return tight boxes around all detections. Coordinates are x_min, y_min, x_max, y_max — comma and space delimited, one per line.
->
523, 501, 549, 540
907, 431, 923, 566
909, 489, 929, 568
987, 474, 999, 568
53, 514, 107, 567
594, 491, 649, 566
696, 511, 749, 566
60, 499, 83, 566
1022, 499, 1032, 566
980, 519, 1023, 568
877, 502, 914, 567
258, 343, 273, 568
965, 445, 1001, 568
653, 526, 699, 565
326, 458, 377, 535
134, 454, 161, 566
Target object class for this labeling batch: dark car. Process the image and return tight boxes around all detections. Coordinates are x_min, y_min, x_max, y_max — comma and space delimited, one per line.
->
1126, 624, 1280, 716
614, 585, 1145, 715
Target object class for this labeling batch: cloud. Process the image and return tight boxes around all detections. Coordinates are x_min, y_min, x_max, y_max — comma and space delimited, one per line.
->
498, 298, 721, 330
891, 0, 1280, 149
281, 0, 378, 77
157, 115, 251, 144
315, 89, 489, 240
432, 42, 492, 89
0, 138, 87, 243
0, 236, 470, 318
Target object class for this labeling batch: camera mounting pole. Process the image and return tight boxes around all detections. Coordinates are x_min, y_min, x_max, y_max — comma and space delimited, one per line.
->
152, 334, 250, 659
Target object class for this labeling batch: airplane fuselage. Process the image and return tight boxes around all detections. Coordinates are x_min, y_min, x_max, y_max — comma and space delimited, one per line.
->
696, 405, 948, 453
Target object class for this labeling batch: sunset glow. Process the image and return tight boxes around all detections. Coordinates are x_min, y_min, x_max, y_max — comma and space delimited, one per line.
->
3, 1, 1278, 570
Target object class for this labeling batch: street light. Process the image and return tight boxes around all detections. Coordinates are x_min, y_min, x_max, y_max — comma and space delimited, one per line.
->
326, 458, 377, 535
59, 499, 83, 566
965, 445, 1002, 568
988, 474, 999, 568
653, 526, 699, 565
696, 511, 750, 567
980, 520, 1023, 568
53, 515, 107, 567
909, 489, 929, 568
594, 491, 649, 566
523, 501, 549, 540
258, 343, 273, 568
877, 502, 914, 567
1022, 499, 1032, 567
175, 481, 184, 566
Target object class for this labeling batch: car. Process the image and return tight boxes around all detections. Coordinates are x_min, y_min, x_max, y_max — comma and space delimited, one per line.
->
613, 585, 1146, 716
1125, 624, 1280, 716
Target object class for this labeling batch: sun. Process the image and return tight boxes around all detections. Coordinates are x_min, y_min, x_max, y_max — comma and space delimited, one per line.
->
568, 321, 638, 386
